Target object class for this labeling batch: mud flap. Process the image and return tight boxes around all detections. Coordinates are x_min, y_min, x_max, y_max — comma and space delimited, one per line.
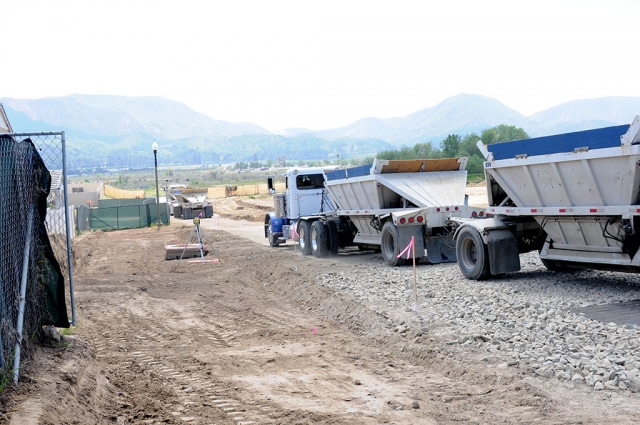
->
425, 234, 457, 263
397, 226, 425, 259
486, 230, 520, 275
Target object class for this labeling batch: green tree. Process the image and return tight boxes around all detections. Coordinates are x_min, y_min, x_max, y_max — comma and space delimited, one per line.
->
481, 125, 529, 145
466, 156, 484, 174
441, 134, 461, 158
458, 132, 481, 157
413, 142, 439, 158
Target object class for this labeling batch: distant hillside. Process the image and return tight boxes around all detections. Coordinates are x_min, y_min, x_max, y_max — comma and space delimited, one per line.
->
2, 94, 270, 142
314, 94, 539, 144
1, 95, 392, 171
528, 97, 640, 135
3, 93, 639, 172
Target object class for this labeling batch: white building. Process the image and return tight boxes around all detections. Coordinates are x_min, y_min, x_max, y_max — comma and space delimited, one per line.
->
0, 103, 13, 134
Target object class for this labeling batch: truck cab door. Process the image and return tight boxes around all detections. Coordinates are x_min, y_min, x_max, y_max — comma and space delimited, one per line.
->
286, 173, 325, 217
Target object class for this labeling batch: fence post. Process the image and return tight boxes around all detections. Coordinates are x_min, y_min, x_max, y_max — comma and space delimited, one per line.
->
61, 132, 76, 326
13, 207, 34, 384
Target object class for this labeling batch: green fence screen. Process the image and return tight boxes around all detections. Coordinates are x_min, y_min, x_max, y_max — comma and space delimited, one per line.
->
90, 202, 170, 231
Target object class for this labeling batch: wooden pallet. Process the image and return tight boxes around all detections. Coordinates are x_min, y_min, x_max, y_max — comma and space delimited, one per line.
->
164, 244, 208, 260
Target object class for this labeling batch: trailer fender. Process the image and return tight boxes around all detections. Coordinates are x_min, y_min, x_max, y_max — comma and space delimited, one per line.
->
454, 220, 520, 275
452, 218, 508, 242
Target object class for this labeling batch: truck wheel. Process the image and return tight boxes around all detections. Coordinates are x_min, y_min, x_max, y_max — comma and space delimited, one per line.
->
456, 227, 490, 280
326, 221, 339, 256
265, 219, 279, 247
381, 222, 407, 266
298, 220, 313, 255
541, 258, 571, 272
311, 221, 329, 258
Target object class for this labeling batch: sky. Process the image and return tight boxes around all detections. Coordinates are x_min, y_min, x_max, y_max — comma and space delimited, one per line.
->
3, 0, 639, 132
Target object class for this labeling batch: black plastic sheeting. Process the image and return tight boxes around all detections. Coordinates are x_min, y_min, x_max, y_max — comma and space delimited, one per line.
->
2, 135, 69, 327
29, 137, 69, 327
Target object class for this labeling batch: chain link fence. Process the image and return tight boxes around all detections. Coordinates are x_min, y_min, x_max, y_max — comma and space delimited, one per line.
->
0, 132, 74, 383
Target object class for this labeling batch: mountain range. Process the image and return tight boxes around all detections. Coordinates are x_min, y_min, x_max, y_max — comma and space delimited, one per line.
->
2, 93, 639, 172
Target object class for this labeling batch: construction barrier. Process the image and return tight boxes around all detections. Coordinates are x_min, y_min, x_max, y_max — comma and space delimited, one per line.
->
208, 182, 286, 198
104, 184, 145, 199
99, 198, 147, 208
207, 186, 227, 199
90, 202, 170, 231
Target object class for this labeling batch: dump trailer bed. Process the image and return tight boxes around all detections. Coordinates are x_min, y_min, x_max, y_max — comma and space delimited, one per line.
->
454, 116, 640, 279
324, 157, 468, 212
307, 158, 482, 265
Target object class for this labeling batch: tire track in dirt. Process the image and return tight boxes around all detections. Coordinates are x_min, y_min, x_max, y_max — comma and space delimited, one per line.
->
84, 294, 271, 424
77, 277, 434, 424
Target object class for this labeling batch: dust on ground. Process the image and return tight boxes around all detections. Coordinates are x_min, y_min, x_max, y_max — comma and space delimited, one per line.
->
5, 190, 640, 424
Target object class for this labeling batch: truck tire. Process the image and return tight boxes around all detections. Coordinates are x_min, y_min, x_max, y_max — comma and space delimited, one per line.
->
265, 218, 279, 247
298, 220, 313, 255
381, 222, 407, 266
456, 227, 491, 280
326, 220, 339, 256
311, 221, 329, 258
541, 258, 571, 272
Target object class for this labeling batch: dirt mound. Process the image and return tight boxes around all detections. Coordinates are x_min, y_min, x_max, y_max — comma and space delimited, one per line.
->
210, 196, 271, 222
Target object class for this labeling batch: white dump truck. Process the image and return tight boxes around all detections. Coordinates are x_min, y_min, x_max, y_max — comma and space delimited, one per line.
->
265, 157, 483, 266
453, 116, 640, 279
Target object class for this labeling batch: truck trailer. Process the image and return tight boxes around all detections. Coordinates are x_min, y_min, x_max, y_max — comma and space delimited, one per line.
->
265, 157, 483, 266
453, 116, 640, 280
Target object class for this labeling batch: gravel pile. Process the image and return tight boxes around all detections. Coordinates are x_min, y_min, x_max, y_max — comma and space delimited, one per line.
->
318, 252, 640, 393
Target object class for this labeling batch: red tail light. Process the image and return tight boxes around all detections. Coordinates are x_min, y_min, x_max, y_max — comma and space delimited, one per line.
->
436, 207, 441, 212
400, 218, 406, 224
417, 216, 423, 223
479, 211, 484, 217
446, 207, 450, 211
471, 211, 477, 218
455, 206, 459, 211
409, 217, 414, 223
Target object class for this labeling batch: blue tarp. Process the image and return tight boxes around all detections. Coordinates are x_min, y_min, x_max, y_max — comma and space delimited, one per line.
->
324, 169, 347, 181
324, 164, 372, 181
488, 124, 630, 161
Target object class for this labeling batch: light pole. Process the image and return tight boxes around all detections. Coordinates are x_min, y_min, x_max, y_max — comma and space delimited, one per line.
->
152, 141, 163, 227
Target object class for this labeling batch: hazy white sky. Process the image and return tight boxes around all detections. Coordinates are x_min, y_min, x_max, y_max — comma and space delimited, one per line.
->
3, 0, 638, 131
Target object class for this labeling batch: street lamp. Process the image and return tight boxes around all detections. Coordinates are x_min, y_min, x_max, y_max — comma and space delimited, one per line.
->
152, 141, 163, 227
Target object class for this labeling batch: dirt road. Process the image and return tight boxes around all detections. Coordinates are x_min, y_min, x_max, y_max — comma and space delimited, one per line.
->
4, 192, 640, 424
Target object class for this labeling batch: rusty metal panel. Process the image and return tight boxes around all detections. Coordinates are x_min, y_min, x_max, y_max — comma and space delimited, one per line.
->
380, 158, 463, 174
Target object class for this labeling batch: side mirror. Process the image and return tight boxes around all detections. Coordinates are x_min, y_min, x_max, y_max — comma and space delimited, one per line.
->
267, 176, 275, 194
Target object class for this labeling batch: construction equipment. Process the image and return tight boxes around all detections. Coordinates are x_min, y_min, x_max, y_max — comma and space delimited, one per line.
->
452, 116, 640, 279
165, 216, 209, 261
165, 184, 213, 220
265, 158, 483, 265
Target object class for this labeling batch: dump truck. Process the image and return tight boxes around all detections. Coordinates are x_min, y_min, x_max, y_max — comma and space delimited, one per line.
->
165, 184, 214, 219
265, 157, 483, 265
452, 116, 640, 280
